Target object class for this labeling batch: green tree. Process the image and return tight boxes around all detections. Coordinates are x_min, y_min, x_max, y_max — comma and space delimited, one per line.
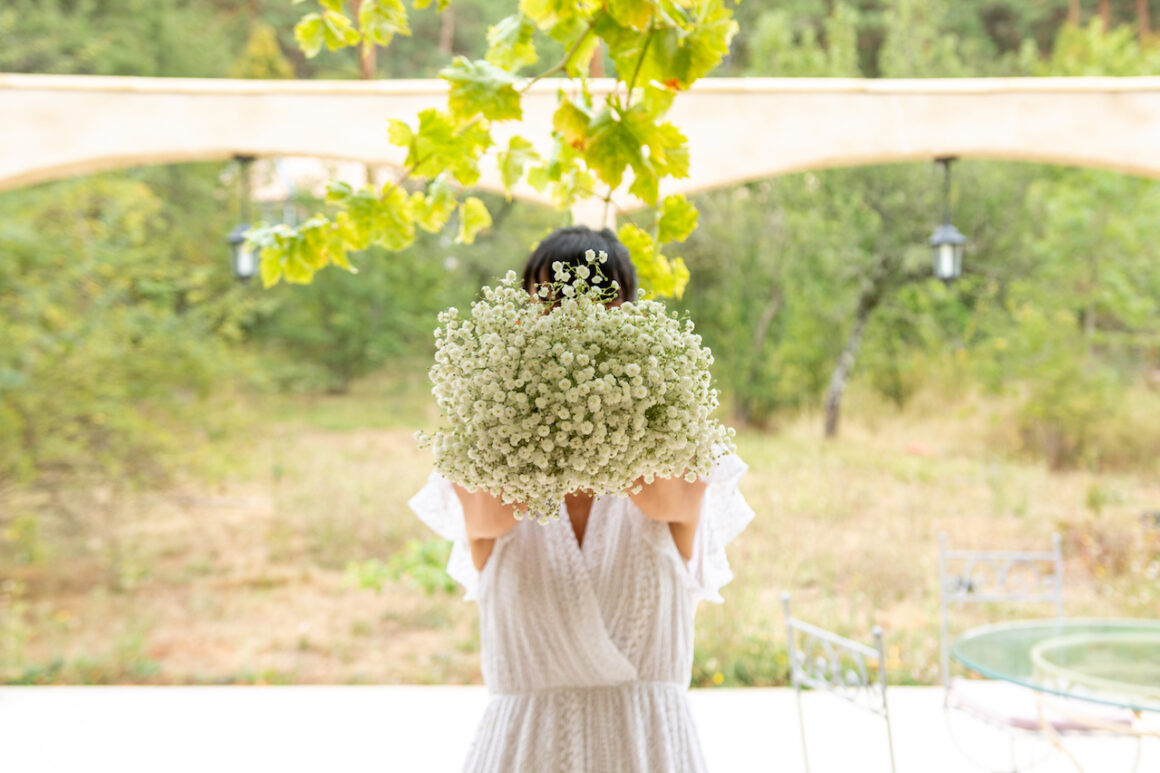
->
1039, 17, 1160, 73
0, 175, 253, 486
230, 21, 296, 79
0, 0, 236, 76
968, 167, 1160, 468
0, 0, 269, 494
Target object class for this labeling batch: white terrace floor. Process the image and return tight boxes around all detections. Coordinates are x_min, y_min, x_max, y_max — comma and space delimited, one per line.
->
1, 685, 1156, 773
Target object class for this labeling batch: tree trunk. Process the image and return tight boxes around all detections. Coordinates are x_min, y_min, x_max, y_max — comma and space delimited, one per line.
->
350, 0, 377, 80
439, 8, 456, 56
1069, 0, 1081, 25
1084, 250, 1099, 356
1099, 0, 1111, 29
1139, 0, 1152, 41
750, 295, 782, 364
738, 293, 782, 425
823, 259, 889, 439
359, 40, 376, 80
351, 0, 378, 186
590, 42, 605, 77
824, 301, 873, 438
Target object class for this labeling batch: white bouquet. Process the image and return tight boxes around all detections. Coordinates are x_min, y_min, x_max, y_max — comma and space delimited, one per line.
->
417, 251, 734, 523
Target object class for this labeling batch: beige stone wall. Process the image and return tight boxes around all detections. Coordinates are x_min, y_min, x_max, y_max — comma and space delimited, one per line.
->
3, 74, 1160, 226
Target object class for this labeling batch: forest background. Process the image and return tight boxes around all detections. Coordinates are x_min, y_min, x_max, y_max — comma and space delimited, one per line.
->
1, 0, 1159, 687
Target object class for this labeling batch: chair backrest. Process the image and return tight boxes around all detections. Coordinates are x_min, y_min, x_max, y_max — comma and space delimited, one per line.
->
782, 592, 896, 773
938, 531, 1064, 688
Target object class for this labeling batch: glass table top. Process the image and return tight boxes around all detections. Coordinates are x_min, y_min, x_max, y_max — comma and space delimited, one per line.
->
951, 619, 1160, 713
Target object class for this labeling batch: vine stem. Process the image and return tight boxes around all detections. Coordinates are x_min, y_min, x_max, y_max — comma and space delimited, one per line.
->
601, 186, 615, 226
522, 21, 598, 93
622, 21, 656, 112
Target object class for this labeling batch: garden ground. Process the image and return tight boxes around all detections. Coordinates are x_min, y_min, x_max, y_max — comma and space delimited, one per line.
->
2, 380, 1158, 688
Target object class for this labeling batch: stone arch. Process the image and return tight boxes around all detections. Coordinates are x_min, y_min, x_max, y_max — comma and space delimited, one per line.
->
3, 74, 1160, 225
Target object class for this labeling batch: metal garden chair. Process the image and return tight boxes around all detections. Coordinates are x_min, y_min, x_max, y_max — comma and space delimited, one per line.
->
782, 591, 897, 773
939, 531, 1064, 692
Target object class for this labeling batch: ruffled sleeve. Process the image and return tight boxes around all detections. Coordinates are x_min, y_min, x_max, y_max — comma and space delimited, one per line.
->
407, 472, 481, 601
686, 452, 755, 603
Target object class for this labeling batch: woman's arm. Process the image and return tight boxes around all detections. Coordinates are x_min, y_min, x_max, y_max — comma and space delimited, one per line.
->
450, 483, 521, 570
627, 474, 709, 560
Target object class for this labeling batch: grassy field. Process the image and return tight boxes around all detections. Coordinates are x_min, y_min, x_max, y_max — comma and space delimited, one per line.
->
3, 376, 1158, 687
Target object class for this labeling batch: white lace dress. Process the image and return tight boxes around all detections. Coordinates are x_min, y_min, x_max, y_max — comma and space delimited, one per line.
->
408, 453, 754, 773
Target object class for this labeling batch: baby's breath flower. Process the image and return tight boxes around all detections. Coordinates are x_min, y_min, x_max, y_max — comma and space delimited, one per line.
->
415, 249, 735, 521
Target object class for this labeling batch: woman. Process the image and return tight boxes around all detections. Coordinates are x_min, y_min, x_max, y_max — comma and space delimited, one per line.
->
409, 226, 753, 772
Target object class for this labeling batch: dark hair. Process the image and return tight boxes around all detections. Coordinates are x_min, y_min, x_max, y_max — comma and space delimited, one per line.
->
522, 226, 637, 303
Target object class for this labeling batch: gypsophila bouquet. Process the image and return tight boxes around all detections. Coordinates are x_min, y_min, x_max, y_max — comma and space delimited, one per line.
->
416, 250, 735, 523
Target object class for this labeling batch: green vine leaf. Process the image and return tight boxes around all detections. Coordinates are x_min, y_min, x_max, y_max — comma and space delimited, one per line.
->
456, 197, 493, 244
585, 105, 644, 191
497, 136, 541, 192
552, 96, 592, 150
252, 215, 350, 288
441, 57, 524, 122
293, 13, 326, 58
657, 194, 698, 245
596, 0, 736, 91
640, 82, 676, 119
387, 118, 413, 147
405, 109, 494, 187
639, 1, 738, 90
606, 0, 655, 32
558, 24, 601, 77
286, 184, 414, 260
526, 138, 596, 209
359, 0, 411, 48
636, 118, 689, 181
295, 9, 361, 58
411, 175, 458, 233
486, 13, 539, 71
618, 222, 690, 299
520, 0, 602, 32
585, 101, 688, 206
370, 184, 417, 251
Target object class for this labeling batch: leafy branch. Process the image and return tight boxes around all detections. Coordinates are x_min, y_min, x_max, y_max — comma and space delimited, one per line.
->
251, 0, 738, 298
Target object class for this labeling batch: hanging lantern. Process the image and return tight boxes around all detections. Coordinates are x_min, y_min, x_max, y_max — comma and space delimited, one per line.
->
929, 157, 966, 283
227, 223, 257, 280
226, 155, 257, 280
929, 222, 966, 282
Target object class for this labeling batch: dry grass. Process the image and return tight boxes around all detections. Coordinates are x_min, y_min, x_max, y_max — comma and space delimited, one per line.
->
3, 383, 1158, 686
